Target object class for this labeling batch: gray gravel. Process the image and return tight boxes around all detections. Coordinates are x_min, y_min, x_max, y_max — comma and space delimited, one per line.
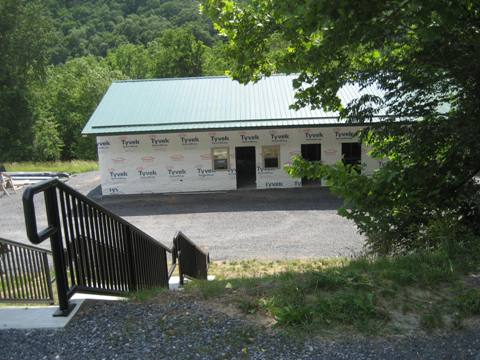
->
0, 171, 365, 260
0, 172, 102, 252
0, 300, 479, 359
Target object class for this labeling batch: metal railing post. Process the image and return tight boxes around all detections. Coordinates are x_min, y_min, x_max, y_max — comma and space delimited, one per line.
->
175, 235, 184, 286
43, 252, 54, 305
44, 187, 73, 316
125, 227, 137, 292
173, 232, 209, 285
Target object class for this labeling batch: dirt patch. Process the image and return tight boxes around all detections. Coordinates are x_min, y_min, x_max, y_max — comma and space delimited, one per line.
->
139, 288, 277, 330
464, 274, 480, 288
202, 297, 277, 329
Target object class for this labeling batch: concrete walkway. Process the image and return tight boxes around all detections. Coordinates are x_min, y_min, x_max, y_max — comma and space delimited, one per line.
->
0, 299, 84, 330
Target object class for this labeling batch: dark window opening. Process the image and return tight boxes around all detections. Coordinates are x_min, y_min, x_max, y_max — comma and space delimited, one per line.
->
264, 157, 279, 168
301, 144, 322, 186
301, 144, 321, 162
342, 143, 361, 169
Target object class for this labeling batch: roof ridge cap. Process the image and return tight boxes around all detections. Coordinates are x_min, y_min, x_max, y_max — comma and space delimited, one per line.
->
112, 73, 297, 84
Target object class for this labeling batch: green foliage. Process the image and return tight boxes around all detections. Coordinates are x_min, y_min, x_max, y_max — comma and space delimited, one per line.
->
33, 117, 63, 161
188, 278, 232, 299
105, 43, 152, 79
1, 0, 234, 162
3, 160, 98, 174
455, 289, 480, 316
287, 155, 480, 254
33, 56, 125, 160
272, 304, 314, 326
203, 0, 480, 253
237, 298, 259, 314
202, 42, 232, 76
47, 0, 217, 62
106, 27, 209, 79
186, 246, 480, 334
129, 287, 167, 302
30, 27, 212, 161
149, 28, 205, 78
420, 308, 444, 330
0, 0, 54, 161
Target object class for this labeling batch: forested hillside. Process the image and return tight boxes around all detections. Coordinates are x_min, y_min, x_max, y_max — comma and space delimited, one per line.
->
0, 0, 228, 162
46, 0, 218, 62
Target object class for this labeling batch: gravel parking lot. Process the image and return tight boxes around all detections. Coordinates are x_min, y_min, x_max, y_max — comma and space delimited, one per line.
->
0, 171, 365, 260
0, 171, 101, 252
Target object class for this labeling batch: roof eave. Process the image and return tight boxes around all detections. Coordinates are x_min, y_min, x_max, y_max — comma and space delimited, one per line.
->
82, 117, 410, 137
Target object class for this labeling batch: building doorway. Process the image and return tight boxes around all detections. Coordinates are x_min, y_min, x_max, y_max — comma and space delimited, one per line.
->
301, 143, 322, 186
235, 146, 256, 188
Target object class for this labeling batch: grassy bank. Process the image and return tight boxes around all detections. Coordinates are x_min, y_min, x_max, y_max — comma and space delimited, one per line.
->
181, 250, 480, 336
3, 160, 98, 174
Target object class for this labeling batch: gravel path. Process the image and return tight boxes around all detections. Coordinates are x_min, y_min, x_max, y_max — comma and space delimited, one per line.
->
0, 171, 365, 260
0, 299, 479, 359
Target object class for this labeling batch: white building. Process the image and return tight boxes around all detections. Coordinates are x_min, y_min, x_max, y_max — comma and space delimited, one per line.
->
82, 75, 384, 195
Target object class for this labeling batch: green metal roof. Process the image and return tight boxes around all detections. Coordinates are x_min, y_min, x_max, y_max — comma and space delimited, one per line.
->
82, 74, 385, 135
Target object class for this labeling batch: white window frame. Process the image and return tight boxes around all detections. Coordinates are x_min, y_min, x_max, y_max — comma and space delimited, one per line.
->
262, 145, 281, 169
211, 147, 230, 171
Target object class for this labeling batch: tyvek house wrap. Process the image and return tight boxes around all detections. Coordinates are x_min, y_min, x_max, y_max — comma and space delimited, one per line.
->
97, 126, 381, 195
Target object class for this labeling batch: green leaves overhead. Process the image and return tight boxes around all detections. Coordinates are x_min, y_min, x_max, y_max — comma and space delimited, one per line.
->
203, 0, 478, 118
204, 0, 480, 253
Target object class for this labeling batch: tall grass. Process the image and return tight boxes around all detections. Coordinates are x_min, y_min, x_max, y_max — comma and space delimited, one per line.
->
184, 245, 480, 335
3, 160, 98, 174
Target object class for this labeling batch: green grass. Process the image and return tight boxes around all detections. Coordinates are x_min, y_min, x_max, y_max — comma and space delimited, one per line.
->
3, 160, 98, 174
455, 288, 480, 316
183, 248, 480, 336
128, 287, 168, 302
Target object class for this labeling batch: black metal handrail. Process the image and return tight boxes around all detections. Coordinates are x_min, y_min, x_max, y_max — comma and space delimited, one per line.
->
23, 178, 209, 316
0, 237, 54, 303
174, 231, 209, 285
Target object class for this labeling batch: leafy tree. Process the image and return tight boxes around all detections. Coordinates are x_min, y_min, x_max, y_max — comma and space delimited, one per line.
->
148, 28, 205, 77
202, 42, 231, 76
203, 0, 480, 254
106, 30, 210, 79
35, 56, 124, 160
33, 117, 63, 161
113, 14, 169, 46
0, 0, 54, 161
106, 43, 153, 79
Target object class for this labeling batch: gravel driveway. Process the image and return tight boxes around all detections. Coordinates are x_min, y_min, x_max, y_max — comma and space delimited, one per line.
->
0, 171, 102, 252
0, 171, 364, 259
1, 299, 479, 359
